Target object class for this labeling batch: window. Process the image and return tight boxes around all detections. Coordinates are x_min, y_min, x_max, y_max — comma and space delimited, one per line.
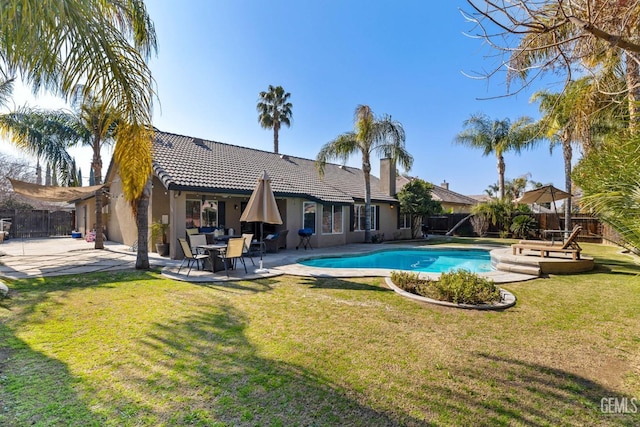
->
201, 200, 218, 227
399, 213, 411, 229
303, 202, 316, 234
353, 204, 376, 231
185, 199, 202, 228
322, 205, 343, 234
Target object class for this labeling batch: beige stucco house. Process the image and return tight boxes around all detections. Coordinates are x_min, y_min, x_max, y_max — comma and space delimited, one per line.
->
396, 175, 479, 214
76, 129, 413, 259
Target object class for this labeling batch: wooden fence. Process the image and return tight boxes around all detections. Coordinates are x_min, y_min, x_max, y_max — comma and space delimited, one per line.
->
427, 213, 603, 243
0, 209, 75, 239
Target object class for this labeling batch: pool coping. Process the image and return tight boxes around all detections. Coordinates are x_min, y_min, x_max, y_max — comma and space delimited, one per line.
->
272, 244, 537, 284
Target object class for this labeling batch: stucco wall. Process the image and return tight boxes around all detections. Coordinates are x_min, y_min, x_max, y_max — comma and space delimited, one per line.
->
150, 176, 171, 252
105, 167, 137, 247
74, 198, 95, 237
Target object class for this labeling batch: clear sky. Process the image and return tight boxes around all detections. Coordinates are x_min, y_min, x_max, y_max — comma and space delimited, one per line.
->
1, 0, 570, 196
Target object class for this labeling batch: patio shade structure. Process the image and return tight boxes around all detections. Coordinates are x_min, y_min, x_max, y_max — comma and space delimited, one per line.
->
9, 178, 104, 202
518, 185, 572, 231
240, 171, 283, 271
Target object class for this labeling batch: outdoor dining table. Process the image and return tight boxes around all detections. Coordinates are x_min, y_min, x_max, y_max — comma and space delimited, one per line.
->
204, 233, 242, 244
197, 243, 228, 272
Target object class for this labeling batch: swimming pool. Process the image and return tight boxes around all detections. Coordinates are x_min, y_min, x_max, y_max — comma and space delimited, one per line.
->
299, 248, 493, 273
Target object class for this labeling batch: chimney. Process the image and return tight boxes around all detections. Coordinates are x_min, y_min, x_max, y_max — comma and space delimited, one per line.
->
441, 180, 449, 191
379, 158, 396, 196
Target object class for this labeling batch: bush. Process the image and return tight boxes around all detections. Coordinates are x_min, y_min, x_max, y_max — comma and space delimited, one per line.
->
390, 269, 501, 305
510, 215, 537, 239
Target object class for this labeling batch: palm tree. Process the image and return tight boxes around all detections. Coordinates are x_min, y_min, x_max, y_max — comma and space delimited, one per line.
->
0, 0, 157, 268
0, 107, 78, 184
257, 85, 292, 154
531, 77, 626, 232
0, 77, 13, 108
316, 105, 413, 243
0, 87, 120, 249
455, 113, 536, 199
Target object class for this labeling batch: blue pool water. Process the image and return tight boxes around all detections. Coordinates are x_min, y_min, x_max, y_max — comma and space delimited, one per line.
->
299, 248, 493, 273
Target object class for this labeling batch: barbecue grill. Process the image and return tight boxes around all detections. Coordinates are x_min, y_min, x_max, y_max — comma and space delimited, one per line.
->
296, 228, 313, 250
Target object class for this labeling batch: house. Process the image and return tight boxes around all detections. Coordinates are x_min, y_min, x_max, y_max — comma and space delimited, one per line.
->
78, 129, 412, 259
396, 176, 479, 213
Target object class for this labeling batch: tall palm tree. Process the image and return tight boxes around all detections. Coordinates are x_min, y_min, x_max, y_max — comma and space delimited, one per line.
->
0, 107, 78, 184
0, 0, 157, 268
257, 85, 292, 154
531, 77, 626, 232
455, 113, 536, 199
316, 105, 413, 243
0, 87, 120, 249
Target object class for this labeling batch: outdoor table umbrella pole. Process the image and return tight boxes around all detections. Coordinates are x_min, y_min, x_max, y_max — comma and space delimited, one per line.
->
239, 171, 283, 273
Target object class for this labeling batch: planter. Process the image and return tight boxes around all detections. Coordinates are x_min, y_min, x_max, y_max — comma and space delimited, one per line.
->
156, 243, 170, 257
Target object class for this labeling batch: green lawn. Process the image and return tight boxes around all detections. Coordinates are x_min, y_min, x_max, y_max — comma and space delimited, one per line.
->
1, 242, 639, 426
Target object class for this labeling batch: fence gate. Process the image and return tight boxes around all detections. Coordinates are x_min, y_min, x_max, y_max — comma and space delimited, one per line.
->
0, 209, 75, 239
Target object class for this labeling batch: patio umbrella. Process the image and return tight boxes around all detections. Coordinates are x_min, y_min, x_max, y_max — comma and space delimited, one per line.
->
518, 185, 572, 230
240, 171, 283, 272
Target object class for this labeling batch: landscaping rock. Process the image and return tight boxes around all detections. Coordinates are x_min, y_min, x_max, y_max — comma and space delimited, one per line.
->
0, 280, 8, 297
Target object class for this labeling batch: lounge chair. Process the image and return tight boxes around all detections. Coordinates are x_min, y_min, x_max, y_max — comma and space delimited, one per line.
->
518, 224, 581, 246
512, 225, 582, 260
264, 229, 288, 253
177, 237, 209, 276
216, 237, 247, 277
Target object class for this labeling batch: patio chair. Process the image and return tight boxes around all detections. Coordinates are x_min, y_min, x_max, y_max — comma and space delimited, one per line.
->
217, 237, 247, 277
186, 227, 200, 246
512, 225, 582, 260
189, 234, 207, 254
264, 229, 288, 253
241, 233, 256, 265
177, 237, 209, 276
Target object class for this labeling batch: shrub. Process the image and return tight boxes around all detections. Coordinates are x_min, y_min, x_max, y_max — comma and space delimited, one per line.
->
390, 269, 501, 305
390, 271, 422, 294
510, 215, 537, 239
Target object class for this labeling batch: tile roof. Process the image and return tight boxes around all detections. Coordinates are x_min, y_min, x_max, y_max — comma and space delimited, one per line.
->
152, 129, 396, 204
396, 175, 478, 206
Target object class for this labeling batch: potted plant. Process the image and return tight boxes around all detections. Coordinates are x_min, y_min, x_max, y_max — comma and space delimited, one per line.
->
151, 220, 170, 256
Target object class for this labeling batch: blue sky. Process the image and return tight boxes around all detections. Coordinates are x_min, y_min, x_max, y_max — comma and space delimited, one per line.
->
2, 0, 569, 195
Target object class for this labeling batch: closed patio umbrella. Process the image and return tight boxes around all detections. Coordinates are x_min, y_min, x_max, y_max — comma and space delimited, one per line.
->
240, 171, 283, 272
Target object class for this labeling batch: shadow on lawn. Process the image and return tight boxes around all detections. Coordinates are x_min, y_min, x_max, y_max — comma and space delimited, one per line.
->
0, 332, 106, 425
298, 276, 391, 292
0, 270, 162, 317
2, 271, 637, 425
129, 303, 407, 426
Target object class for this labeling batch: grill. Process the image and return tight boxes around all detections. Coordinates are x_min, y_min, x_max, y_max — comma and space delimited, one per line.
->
296, 228, 313, 250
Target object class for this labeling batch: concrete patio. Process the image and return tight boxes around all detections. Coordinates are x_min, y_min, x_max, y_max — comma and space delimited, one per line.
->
0, 236, 537, 284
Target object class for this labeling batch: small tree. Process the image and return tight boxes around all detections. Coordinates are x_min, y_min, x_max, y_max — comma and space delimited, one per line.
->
397, 178, 442, 238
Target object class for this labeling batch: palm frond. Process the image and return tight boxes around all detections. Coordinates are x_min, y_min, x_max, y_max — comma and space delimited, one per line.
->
315, 132, 357, 176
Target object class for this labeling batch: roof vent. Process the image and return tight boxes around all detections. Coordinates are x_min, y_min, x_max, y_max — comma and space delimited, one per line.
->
280, 154, 288, 160
339, 165, 346, 169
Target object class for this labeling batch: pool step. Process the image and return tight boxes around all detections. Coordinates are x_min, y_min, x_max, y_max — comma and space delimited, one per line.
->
494, 262, 540, 277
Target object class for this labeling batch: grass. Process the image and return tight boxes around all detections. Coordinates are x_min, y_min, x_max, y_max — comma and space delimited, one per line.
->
0, 241, 639, 425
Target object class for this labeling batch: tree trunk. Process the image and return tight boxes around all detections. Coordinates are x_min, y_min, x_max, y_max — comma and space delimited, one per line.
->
562, 139, 572, 234
273, 122, 279, 154
497, 154, 506, 199
362, 154, 372, 243
135, 178, 152, 269
92, 135, 104, 249
94, 188, 104, 249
